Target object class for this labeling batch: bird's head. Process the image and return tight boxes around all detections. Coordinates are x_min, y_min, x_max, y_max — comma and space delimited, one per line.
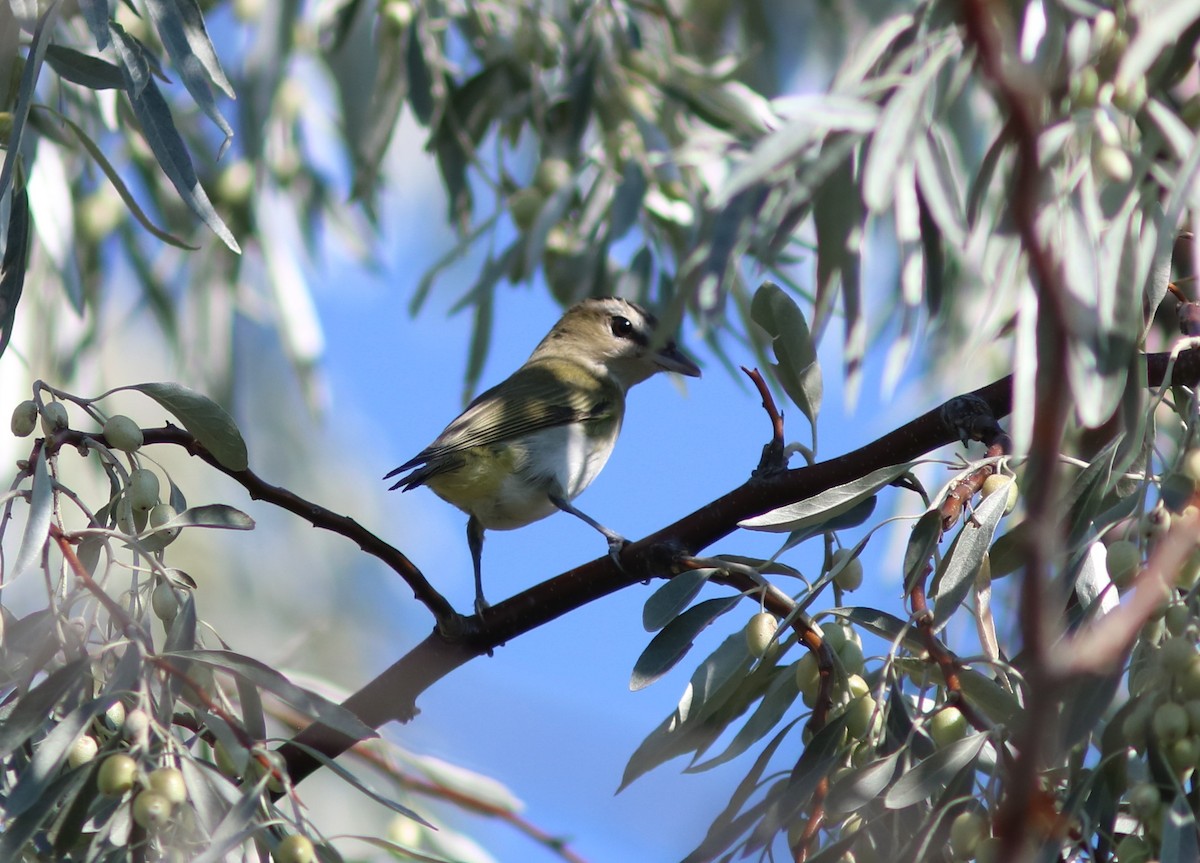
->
533, 297, 701, 389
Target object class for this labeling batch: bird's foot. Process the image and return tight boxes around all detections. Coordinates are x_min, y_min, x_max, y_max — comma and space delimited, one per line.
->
606, 533, 630, 570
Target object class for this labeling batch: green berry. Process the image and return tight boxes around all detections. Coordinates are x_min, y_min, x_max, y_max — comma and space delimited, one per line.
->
10, 400, 36, 437
837, 638, 865, 676
127, 469, 160, 512
1159, 635, 1195, 674
1113, 834, 1152, 863
131, 790, 172, 831
152, 580, 179, 623
948, 810, 987, 859
981, 474, 1019, 514
274, 835, 317, 863
844, 694, 879, 740
68, 734, 99, 768
1129, 782, 1161, 821
534, 157, 572, 194
1153, 702, 1189, 744
1106, 540, 1141, 588
40, 401, 68, 436
831, 549, 864, 591
1161, 473, 1197, 513
507, 187, 545, 230
929, 706, 969, 747
98, 753, 138, 796
147, 503, 180, 547
103, 414, 143, 452
148, 767, 187, 806
795, 652, 820, 707
744, 612, 778, 658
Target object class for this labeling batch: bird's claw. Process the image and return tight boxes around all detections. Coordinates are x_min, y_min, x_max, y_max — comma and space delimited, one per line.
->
606, 534, 630, 570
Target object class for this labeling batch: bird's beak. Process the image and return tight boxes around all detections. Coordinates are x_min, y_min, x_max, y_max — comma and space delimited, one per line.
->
654, 341, 701, 377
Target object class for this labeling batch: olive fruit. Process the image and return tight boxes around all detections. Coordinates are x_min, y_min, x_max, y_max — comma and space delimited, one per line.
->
274, 835, 317, 863
132, 790, 172, 832
98, 753, 138, 796
104, 414, 143, 452
10, 400, 37, 437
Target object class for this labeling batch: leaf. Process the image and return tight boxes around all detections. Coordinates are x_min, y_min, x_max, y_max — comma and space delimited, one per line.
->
284, 740, 434, 826
826, 749, 903, 815
779, 495, 878, 552
146, 503, 255, 533
1116, 1, 1200, 95
741, 462, 914, 532
123, 382, 249, 471
6, 696, 110, 817
43, 44, 124, 89
751, 282, 822, 432
688, 666, 800, 771
109, 24, 241, 253
0, 1, 59, 203
861, 38, 956, 213
630, 596, 741, 691
931, 488, 1010, 630
0, 658, 90, 758
1161, 792, 1200, 863
38, 107, 196, 249
884, 730, 988, 809
143, 0, 236, 113
828, 606, 924, 653
643, 569, 715, 632
14, 446, 53, 581
76, 0, 111, 49
0, 180, 30, 361
165, 650, 378, 741
903, 509, 943, 591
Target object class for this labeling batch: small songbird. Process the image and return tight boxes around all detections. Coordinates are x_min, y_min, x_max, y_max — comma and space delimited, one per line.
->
385, 297, 701, 614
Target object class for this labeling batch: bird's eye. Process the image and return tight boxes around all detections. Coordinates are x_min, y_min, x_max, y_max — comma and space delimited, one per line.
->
610, 316, 634, 338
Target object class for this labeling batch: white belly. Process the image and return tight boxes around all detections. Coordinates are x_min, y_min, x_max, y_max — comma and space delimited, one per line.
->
474, 423, 618, 530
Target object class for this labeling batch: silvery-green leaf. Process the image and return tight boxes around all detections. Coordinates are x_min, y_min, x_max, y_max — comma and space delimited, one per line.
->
0, 180, 30, 360
1161, 792, 1200, 863
43, 44, 123, 89
861, 39, 956, 213
750, 281, 822, 430
109, 25, 240, 253
631, 596, 741, 691
688, 666, 799, 771
884, 731, 988, 809
826, 749, 903, 815
741, 462, 914, 532
14, 446, 52, 581
932, 489, 1010, 630
643, 569, 715, 632
122, 382, 249, 471
0, 2, 57, 202
1116, 1, 1200, 94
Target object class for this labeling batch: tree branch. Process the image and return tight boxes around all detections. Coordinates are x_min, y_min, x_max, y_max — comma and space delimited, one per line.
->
273, 348, 1200, 786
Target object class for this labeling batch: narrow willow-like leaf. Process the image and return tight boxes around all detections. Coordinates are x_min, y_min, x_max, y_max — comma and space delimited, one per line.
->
741, 462, 914, 532
0, 181, 30, 361
631, 596, 741, 691
751, 281, 822, 431
688, 666, 799, 771
121, 382, 249, 471
643, 569, 715, 632
1161, 792, 1200, 863
0, 658, 89, 758
166, 650, 377, 741
826, 749, 903, 815
284, 740, 434, 826
38, 107, 196, 249
44, 44, 124, 88
14, 447, 52, 581
0, 2, 58, 202
884, 730, 988, 809
828, 606, 924, 653
146, 503, 255, 532
109, 25, 240, 253
931, 489, 1009, 629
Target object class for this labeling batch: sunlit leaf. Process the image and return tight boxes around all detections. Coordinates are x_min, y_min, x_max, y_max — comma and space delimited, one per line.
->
120, 382, 249, 471
741, 462, 914, 532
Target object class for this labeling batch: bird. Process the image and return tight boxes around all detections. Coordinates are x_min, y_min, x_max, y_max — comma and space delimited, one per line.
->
385, 297, 701, 615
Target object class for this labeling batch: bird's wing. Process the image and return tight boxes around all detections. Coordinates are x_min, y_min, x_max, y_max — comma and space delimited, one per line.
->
386, 360, 618, 489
